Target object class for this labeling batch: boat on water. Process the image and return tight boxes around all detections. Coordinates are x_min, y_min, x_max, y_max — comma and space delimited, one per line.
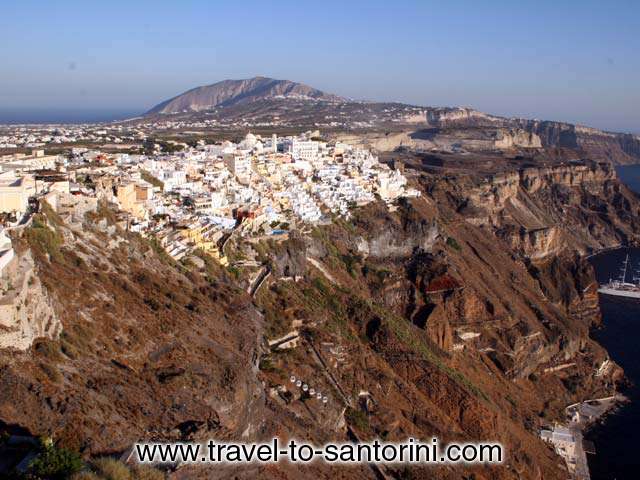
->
597, 252, 640, 298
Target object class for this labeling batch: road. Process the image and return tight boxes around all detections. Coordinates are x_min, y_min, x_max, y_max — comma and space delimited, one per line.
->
247, 266, 270, 297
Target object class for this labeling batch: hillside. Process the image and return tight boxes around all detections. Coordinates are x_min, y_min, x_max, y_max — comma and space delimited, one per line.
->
1, 159, 638, 478
146, 76, 345, 114
141, 78, 640, 164
0, 200, 265, 454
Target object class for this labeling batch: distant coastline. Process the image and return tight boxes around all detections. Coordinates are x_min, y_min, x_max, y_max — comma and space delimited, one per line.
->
0, 108, 140, 125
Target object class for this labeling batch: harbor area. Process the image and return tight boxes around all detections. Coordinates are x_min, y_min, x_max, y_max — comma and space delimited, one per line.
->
540, 395, 625, 480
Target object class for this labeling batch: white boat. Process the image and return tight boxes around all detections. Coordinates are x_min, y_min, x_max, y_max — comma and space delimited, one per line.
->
597, 252, 640, 298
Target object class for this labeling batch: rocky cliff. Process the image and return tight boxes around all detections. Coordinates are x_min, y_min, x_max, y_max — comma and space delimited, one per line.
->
425, 107, 640, 164
0, 198, 265, 454
457, 161, 640, 257
0, 248, 60, 351
0, 162, 636, 479
220, 160, 632, 479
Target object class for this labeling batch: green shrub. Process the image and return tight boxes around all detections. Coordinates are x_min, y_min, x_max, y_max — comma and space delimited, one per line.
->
446, 236, 461, 251
340, 254, 361, 277
28, 442, 83, 479
60, 336, 79, 360
40, 200, 64, 227
25, 215, 64, 262
345, 407, 370, 431
144, 297, 161, 311
140, 170, 164, 190
146, 236, 173, 265
311, 277, 329, 296
226, 266, 240, 278
63, 323, 94, 353
33, 338, 64, 363
259, 357, 276, 372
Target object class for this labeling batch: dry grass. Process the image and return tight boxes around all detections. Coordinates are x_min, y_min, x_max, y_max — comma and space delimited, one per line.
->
80, 458, 166, 480
71, 472, 101, 480
91, 457, 132, 480
39, 362, 63, 383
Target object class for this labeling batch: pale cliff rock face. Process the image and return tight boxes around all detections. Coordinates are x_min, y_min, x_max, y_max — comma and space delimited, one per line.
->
335, 129, 497, 154
356, 220, 439, 259
0, 194, 98, 351
0, 249, 60, 350
467, 164, 615, 215
334, 131, 429, 152
462, 163, 622, 260
402, 111, 427, 124
519, 163, 616, 193
426, 107, 503, 127
506, 226, 565, 260
495, 129, 542, 149
425, 107, 640, 164
334, 108, 638, 164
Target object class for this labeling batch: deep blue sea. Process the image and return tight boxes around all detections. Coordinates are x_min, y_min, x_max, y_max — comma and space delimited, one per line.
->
616, 165, 640, 194
585, 165, 640, 479
0, 108, 140, 125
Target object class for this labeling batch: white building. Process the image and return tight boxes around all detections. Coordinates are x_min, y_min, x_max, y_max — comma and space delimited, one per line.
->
377, 169, 407, 201
224, 154, 252, 185
540, 425, 578, 471
291, 139, 319, 161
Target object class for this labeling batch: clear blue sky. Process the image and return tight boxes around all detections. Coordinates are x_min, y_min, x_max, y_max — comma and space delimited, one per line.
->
1, 0, 639, 132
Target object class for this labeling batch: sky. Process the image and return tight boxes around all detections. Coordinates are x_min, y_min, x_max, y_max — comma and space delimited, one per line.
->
1, 0, 639, 132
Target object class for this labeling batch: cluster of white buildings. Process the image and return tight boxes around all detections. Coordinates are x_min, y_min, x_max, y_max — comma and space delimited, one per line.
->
122, 131, 417, 222
102, 132, 419, 261
0, 123, 145, 149
0, 131, 419, 264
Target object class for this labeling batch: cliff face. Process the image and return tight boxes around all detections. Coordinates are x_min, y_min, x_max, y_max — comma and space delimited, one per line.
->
494, 128, 542, 149
0, 248, 60, 351
0, 198, 265, 453
457, 161, 640, 258
425, 107, 640, 164
240, 160, 632, 479
426, 107, 504, 127
0, 163, 636, 480
405, 161, 636, 375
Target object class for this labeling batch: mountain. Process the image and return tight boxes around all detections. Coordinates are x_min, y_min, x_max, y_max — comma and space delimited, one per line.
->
146, 76, 345, 114
142, 78, 640, 164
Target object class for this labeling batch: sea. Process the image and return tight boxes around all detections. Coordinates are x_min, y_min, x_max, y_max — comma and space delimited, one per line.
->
585, 164, 640, 479
0, 108, 140, 125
